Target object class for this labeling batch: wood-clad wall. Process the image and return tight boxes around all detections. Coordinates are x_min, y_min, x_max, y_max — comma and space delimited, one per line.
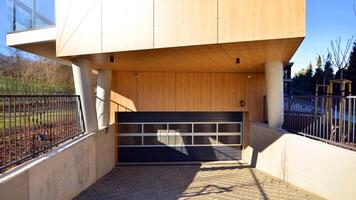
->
56, 0, 305, 57
110, 72, 266, 122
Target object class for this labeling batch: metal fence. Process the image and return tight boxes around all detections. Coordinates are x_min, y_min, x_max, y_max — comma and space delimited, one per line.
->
284, 95, 356, 150
0, 95, 85, 172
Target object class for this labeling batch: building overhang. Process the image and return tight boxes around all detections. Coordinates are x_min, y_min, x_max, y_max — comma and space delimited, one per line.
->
7, 27, 56, 46
79, 37, 304, 73
6, 27, 70, 65
6, 26, 303, 72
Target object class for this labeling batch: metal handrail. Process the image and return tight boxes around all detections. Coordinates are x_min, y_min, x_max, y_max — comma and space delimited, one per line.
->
283, 95, 356, 151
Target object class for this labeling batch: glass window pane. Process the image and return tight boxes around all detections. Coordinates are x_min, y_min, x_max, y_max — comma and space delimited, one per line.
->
169, 124, 192, 133
9, 0, 55, 32
14, 4, 32, 31
7, 0, 14, 32
194, 136, 217, 145
144, 124, 167, 133
194, 124, 216, 133
119, 124, 142, 133
144, 136, 168, 145
35, 0, 55, 27
218, 123, 241, 132
218, 136, 241, 145
168, 136, 192, 145
118, 136, 142, 145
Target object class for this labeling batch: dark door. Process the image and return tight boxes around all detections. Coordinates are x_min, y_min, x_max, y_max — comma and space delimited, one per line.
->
116, 112, 244, 162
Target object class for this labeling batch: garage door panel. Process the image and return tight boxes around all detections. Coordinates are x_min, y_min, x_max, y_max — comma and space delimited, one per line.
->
118, 146, 241, 162
117, 112, 243, 162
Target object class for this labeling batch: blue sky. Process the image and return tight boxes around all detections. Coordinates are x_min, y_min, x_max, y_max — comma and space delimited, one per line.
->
0, 0, 8, 54
0, 0, 355, 76
291, 0, 356, 75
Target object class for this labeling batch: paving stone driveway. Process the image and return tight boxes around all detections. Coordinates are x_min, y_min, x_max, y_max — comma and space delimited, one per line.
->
75, 164, 323, 200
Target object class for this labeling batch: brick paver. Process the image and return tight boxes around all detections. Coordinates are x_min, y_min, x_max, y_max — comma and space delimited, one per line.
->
75, 164, 323, 200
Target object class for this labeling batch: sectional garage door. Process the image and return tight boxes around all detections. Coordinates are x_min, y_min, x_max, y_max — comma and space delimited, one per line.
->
117, 112, 244, 162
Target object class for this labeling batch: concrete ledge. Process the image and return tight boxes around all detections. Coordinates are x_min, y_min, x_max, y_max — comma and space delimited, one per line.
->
0, 124, 115, 200
249, 122, 356, 200
7, 27, 56, 46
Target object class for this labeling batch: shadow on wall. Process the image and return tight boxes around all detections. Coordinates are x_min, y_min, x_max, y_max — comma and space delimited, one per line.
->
110, 91, 137, 112
110, 91, 137, 123
247, 122, 356, 200
248, 123, 287, 179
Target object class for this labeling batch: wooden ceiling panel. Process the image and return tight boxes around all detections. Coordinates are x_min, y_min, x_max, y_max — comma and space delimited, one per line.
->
87, 37, 303, 72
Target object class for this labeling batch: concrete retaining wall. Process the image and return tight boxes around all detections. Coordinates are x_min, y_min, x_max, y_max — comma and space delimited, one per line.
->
248, 122, 356, 200
0, 124, 115, 200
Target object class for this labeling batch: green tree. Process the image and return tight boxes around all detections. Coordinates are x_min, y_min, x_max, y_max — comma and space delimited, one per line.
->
313, 55, 324, 86
292, 63, 314, 95
324, 55, 334, 84
345, 42, 356, 94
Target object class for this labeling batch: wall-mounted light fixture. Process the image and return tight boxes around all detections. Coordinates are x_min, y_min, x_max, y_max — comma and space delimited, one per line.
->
240, 100, 245, 108
236, 58, 240, 64
110, 55, 114, 63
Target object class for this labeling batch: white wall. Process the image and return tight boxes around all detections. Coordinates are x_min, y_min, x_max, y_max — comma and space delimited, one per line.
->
248, 123, 356, 200
0, 125, 115, 200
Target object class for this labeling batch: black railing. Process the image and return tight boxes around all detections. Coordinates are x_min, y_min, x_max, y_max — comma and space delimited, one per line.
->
0, 95, 85, 172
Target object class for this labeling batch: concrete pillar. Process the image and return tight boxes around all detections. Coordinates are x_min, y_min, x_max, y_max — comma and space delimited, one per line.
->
96, 70, 112, 129
265, 61, 284, 129
72, 59, 98, 133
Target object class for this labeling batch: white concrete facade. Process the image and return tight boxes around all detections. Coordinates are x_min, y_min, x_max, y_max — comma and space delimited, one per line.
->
96, 70, 112, 129
248, 123, 356, 200
6, 27, 56, 46
264, 61, 284, 128
0, 125, 115, 200
72, 59, 98, 133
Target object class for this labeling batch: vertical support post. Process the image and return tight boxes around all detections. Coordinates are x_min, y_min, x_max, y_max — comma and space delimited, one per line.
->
265, 61, 284, 129
72, 59, 98, 133
96, 70, 112, 129
315, 86, 319, 117
340, 80, 346, 142
348, 82, 353, 143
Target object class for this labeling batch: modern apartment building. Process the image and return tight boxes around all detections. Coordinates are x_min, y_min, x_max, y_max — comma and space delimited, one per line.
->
6, 0, 305, 162
3, 1, 356, 200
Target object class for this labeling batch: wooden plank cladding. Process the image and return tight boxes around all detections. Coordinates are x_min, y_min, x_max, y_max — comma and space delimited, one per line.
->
56, 0, 305, 57
90, 38, 304, 73
110, 72, 265, 123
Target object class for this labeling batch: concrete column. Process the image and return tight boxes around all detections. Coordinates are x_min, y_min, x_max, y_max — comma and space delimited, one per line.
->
72, 59, 98, 133
96, 70, 112, 129
265, 61, 284, 129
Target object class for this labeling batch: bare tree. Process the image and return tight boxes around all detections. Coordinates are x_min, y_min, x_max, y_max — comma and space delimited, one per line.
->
1, 49, 74, 94
328, 36, 355, 79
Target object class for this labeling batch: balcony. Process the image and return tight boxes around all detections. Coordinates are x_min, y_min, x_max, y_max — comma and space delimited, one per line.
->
8, 0, 55, 33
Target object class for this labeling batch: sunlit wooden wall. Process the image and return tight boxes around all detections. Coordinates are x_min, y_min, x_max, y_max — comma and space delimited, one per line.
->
56, 0, 305, 57
110, 72, 266, 122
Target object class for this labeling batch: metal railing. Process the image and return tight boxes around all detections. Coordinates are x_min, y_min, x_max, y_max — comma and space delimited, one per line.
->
0, 95, 85, 172
283, 95, 356, 150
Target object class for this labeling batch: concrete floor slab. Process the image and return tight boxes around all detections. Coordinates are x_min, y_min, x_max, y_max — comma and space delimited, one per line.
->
75, 164, 323, 200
